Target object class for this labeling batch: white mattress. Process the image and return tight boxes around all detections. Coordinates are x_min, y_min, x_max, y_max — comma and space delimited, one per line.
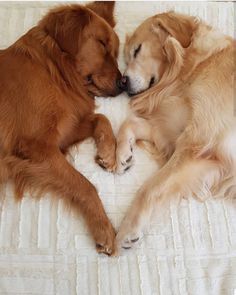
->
0, 1, 235, 294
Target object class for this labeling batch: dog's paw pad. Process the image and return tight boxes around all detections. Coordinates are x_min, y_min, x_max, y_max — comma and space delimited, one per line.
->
96, 157, 106, 168
96, 243, 112, 255
117, 231, 143, 250
126, 155, 133, 163
95, 155, 116, 172
131, 237, 139, 243
116, 145, 134, 174
122, 245, 132, 249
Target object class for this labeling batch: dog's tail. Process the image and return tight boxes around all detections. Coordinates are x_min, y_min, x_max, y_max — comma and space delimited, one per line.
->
137, 141, 236, 200
212, 174, 236, 199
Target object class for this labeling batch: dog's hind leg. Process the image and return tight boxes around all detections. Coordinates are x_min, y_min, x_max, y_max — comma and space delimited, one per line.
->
6, 144, 116, 255
116, 150, 223, 250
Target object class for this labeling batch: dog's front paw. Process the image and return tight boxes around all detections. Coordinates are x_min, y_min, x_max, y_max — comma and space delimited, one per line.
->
95, 139, 116, 172
116, 142, 134, 174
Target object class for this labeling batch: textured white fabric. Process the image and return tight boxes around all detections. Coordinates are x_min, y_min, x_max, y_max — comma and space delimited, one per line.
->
0, 1, 235, 294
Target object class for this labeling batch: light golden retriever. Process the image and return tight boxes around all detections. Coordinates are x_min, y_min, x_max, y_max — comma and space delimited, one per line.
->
116, 11, 236, 249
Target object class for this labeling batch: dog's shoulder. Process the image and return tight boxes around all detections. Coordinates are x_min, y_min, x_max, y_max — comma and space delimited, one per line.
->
192, 22, 233, 56
181, 21, 234, 83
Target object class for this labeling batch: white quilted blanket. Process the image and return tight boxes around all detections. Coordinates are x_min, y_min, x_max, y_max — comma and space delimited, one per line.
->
0, 1, 235, 295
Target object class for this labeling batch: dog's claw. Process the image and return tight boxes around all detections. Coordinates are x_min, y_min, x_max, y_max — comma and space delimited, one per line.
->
126, 155, 132, 163
98, 162, 106, 170
95, 154, 116, 172
96, 243, 113, 255
131, 237, 139, 243
116, 142, 134, 174
124, 166, 131, 171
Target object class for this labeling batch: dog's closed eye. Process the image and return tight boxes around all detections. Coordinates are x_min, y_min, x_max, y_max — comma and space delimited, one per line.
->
134, 44, 142, 58
99, 40, 106, 48
87, 74, 93, 84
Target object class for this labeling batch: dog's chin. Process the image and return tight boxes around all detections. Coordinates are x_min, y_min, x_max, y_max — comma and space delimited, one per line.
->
127, 87, 149, 98
89, 87, 123, 98
127, 77, 156, 97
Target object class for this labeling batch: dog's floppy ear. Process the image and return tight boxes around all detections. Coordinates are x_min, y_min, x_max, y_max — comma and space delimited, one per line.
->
125, 33, 131, 44
40, 6, 90, 56
86, 1, 116, 28
153, 12, 196, 48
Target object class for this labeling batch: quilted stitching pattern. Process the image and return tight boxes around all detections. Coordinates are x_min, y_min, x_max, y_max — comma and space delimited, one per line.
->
0, 2, 235, 294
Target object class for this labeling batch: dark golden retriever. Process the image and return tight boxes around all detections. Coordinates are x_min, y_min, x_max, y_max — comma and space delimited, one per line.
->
0, 2, 122, 255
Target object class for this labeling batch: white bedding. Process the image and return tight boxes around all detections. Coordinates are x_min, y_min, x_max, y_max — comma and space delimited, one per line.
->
0, 1, 235, 294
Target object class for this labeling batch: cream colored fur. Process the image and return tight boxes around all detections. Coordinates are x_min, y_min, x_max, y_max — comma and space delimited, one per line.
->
116, 12, 236, 250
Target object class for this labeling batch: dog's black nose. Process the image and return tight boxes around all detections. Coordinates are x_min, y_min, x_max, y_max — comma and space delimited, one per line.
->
117, 75, 129, 91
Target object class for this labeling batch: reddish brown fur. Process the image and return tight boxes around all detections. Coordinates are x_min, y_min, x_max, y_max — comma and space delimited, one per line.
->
0, 2, 121, 255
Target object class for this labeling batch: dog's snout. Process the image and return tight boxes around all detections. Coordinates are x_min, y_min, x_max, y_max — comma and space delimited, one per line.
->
117, 75, 129, 91
121, 76, 128, 86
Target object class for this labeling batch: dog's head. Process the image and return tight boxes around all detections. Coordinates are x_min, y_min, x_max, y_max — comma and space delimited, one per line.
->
40, 2, 122, 97
121, 12, 196, 96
